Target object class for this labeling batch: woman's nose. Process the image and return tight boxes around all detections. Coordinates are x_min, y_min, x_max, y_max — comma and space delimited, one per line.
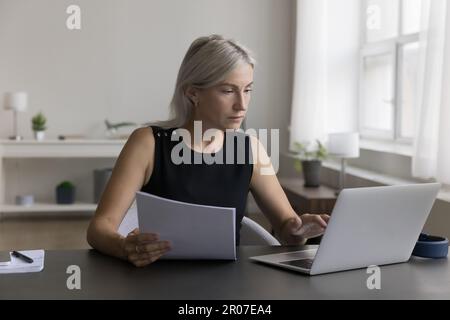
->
233, 92, 247, 111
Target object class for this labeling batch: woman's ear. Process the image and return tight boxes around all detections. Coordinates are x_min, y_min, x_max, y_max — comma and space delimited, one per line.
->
185, 86, 199, 106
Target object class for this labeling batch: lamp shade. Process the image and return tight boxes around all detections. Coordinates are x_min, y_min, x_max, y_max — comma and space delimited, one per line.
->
3, 92, 28, 112
328, 132, 360, 158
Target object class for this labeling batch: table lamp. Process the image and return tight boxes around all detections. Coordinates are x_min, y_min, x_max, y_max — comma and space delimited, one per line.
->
328, 132, 360, 194
3, 91, 28, 140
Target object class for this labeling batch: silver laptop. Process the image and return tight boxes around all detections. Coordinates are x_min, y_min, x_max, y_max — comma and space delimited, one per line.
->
250, 183, 441, 275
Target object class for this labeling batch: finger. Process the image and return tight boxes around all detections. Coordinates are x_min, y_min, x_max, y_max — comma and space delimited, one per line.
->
293, 219, 326, 236
150, 252, 165, 262
127, 241, 170, 260
141, 248, 170, 260
293, 222, 313, 236
126, 232, 159, 244
128, 246, 171, 261
137, 240, 171, 254
312, 226, 325, 234
132, 258, 152, 267
320, 214, 331, 223
122, 236, 160, 256
311, 227, 325, 237
137, 233, 160, 243
132, 252, 166, 267
312, 215, 328, 228
299, 226, 324, 239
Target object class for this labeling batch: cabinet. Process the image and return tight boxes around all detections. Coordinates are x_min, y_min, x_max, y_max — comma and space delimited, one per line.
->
0, 139, 126, 214
279, 177, 337, 215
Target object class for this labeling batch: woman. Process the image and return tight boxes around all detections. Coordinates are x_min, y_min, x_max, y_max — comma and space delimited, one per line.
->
87, 34, 329, 267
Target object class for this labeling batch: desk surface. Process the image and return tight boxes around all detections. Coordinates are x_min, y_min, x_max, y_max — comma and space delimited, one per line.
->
1, 246, 449, 299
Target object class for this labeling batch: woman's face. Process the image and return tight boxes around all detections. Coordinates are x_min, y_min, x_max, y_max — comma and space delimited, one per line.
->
190, 62, 254, 130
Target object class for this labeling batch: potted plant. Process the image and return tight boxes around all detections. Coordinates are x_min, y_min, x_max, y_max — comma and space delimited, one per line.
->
56, 181, 76, 204
292, 140, 328, 187
32, 112, 47, 141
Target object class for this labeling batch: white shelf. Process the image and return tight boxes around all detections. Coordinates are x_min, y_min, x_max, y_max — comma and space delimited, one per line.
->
0, 139, 126, 144
0, 139, 126, 158
0, 202, 97, 213
0, 139, 125, 211
359, 139, 413, 157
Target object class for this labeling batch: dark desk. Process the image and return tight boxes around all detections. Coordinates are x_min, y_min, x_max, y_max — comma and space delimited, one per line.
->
1, 246, 450, 299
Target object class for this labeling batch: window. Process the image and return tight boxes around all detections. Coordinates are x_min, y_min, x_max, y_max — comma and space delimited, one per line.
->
360, 0, 422, 142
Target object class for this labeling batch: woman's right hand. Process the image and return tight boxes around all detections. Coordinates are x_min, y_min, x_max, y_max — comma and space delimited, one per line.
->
121, 228, 171, 267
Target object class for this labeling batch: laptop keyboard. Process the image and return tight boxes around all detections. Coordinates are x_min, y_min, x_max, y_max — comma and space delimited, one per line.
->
279, 258, 314, 270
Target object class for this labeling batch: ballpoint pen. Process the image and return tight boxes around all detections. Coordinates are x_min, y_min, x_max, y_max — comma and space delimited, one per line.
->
12, 251, 34, 263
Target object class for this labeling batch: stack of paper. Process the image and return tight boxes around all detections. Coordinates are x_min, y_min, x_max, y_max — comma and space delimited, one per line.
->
118, 205, 138, 237
0, 250, 45, 274
135, 192, 236, 260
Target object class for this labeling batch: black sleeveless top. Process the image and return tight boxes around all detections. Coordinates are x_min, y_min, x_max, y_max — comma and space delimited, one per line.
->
140, 126, 253, 245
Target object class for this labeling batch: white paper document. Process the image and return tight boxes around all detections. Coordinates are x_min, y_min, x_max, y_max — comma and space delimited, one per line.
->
135, 191, 236, 260
0, 250, 45, 274
118, 205, 138, 236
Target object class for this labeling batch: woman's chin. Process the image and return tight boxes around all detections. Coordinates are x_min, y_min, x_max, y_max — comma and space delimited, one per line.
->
224, 121, 244, 130
224, 124, 242, 131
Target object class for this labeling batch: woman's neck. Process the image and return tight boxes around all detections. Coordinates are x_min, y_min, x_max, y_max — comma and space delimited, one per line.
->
180, 119, 224, 153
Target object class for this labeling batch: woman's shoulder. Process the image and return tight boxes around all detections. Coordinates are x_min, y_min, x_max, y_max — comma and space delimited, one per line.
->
125, 126, 155, 149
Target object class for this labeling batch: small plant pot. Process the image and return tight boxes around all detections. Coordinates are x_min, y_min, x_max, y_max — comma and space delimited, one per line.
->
302, 160, 322, 188
56, 186, 75, 204
34, 130, 45, 141
15, 195, 35, 206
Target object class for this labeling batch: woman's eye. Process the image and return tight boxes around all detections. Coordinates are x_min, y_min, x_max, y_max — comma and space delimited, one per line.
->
221, 89, 252, 94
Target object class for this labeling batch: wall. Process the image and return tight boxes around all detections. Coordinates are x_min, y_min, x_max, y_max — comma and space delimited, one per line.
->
0, 0, 294, 154
0, 0, 295, 204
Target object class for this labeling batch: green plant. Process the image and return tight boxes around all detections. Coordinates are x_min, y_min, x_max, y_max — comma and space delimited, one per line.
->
57, 181, 75, 189
292, 140, 328, 173
32, 112, 47, 131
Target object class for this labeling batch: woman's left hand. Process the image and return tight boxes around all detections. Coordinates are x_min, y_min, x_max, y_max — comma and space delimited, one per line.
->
280, 214, 330, 245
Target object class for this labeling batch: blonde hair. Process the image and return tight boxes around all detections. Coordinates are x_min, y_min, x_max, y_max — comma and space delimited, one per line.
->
153, 34, 256, 128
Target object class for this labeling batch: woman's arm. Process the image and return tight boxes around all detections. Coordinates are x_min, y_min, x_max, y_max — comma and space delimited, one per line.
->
87, 127, 170, 264
249, 136, 329, 245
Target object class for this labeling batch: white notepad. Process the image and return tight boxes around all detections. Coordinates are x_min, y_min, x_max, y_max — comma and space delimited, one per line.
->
0, 250, 45, 274
135, 192, 236, 260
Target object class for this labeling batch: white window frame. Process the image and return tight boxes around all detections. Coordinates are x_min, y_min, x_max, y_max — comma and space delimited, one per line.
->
359, 0, 420, 144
